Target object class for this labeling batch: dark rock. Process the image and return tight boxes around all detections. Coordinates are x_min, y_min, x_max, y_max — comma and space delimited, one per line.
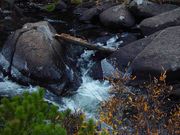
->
73, 7, 89, 15
79, 2, 115, 23
88, 59, 116, 80
153, 0, 180, 5
73, 1, 97, 16
108, 31, 159, 72
139, 7, 180, 35
131, 26, 180, 82
55, 0, 67, 11
63, 43, 84, 65
79, 7, 100, 23
171, 84, 180, 98
0, 9, 3, 19
108, 26, 180, 92
76, 1, 96, 8
100, 4, 135, 28
1, 21, 80, 96
129, 0, 178, 18
88, 62, 103, 80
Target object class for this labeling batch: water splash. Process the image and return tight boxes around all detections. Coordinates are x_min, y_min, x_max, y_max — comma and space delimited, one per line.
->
0, 78, 37, 97
59, 50, 111, 117
61, 76, 110, 117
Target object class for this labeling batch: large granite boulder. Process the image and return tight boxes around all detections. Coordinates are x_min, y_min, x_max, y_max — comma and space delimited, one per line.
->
0, 21, 80, 96
130, 26, 180, 81
139, 7, 180, 35
108, 26, 180, 86
129, 0, 178, 18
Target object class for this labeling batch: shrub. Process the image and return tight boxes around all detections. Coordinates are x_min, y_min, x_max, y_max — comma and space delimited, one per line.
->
0, 88, 66, 135
0, 88, 109, 135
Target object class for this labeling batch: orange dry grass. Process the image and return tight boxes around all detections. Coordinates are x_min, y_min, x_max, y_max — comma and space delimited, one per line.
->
100, 72, 180, 134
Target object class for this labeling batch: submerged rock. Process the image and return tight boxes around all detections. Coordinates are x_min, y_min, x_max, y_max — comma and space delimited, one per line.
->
0, 21, 80, 96
100, 5, 135, 28
139, 7, 180, 35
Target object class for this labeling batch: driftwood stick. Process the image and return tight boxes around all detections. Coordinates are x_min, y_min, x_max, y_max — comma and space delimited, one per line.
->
55, 33, 116, 54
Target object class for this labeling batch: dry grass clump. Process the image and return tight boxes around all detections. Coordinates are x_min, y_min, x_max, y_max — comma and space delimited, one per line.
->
100, 72, 180, 134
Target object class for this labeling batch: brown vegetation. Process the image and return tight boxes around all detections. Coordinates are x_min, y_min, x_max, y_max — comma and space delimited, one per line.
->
100, 72, 180, 134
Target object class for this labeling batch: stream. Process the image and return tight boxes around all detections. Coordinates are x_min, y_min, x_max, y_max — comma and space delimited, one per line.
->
45, 50, 111, 118
0, 40, 113, 118
1, 1, 179, 134
0, 9, 138, 118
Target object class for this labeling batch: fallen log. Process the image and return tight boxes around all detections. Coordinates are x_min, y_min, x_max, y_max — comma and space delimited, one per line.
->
55, 33, 116, 54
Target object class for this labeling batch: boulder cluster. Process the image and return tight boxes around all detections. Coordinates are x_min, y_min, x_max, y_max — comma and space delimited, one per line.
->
0, 0, 180, 96
77, 0, 180, 96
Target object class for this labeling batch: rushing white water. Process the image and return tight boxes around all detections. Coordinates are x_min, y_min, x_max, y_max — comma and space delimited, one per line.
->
0, 80, 38, 97
106, 35, 123, 49
60, 76, 110, 117
59, 50, 111, 117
